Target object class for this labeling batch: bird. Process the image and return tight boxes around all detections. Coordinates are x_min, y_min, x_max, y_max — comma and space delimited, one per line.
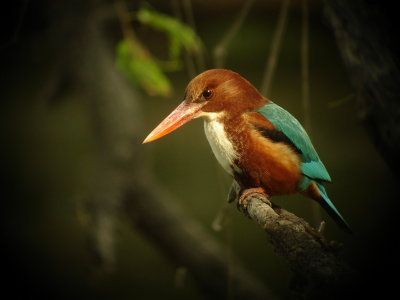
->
143, 69, 351, 233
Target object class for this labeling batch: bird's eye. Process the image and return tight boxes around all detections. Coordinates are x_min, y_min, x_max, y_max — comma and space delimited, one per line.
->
202, 89, 213, 100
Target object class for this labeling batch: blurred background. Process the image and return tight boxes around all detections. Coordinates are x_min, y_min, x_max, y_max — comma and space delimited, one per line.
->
1, 0, 398, 299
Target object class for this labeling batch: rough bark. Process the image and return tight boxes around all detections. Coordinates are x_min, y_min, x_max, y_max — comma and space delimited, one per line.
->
238, 193, 356, 298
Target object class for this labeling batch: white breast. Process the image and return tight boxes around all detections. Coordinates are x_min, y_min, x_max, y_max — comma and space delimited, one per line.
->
203, 113, 238, 176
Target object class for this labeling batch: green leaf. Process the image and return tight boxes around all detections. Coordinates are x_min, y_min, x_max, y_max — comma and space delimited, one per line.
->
115, 39, 171, 97
136, 7, 202, 61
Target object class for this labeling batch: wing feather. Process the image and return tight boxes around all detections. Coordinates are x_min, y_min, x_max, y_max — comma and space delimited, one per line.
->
256, 102, 331, 185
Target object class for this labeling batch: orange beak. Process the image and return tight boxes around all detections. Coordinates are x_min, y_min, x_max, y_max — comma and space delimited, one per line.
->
143, 101, 205, 144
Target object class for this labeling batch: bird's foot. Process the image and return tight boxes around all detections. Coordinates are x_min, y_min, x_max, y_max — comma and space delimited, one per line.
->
238, 187, 270, 212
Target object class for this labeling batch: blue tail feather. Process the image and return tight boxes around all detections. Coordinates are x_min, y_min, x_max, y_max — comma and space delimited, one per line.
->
315, 182, 352, 233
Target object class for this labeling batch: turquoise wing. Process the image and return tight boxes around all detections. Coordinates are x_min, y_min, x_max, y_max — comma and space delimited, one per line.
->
257, 103, 351, 232
257, 102, 331, 188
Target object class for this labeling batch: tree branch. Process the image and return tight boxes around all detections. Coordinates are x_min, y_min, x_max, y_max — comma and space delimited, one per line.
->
260, 0, 290, 96
170, 0, 197, 78
181, 0, 205, 72
237, 192, 356, 298
213, 0, 254, 68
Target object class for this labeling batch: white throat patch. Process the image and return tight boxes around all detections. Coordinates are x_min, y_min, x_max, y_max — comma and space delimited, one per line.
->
202, 112, 238, 176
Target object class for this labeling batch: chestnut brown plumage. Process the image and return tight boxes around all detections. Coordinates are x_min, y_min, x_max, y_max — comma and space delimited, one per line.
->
143, 69, 351, 232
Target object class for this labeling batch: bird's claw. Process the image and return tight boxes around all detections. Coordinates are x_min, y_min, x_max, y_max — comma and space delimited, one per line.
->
237, 187, 270, 213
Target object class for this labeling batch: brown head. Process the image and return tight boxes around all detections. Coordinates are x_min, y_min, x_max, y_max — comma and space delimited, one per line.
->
143, 69, 267, 143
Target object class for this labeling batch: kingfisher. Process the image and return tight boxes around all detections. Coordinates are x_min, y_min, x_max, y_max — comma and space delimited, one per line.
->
143, 69, 351, 232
